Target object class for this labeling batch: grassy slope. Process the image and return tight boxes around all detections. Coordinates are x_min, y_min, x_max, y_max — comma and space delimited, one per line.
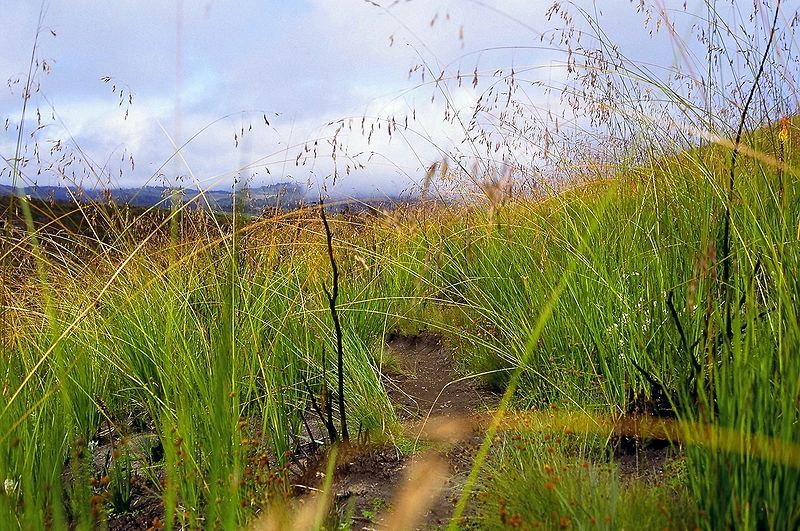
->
0, 119, 798, 529
422, 121, 799, 529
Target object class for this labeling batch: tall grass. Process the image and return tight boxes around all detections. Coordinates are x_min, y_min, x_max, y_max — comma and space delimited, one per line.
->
0, 207, 414, 527
2, 1, 799, 529
415, 132, 799, 527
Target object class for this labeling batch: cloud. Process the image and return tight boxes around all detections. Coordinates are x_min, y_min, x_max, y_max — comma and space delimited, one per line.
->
1, 0, 562, 195
6, 0, 784, 196
0, 1, 604, 194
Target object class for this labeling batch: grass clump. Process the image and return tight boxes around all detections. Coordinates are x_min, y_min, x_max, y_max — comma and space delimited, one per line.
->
477, 428, 695, 530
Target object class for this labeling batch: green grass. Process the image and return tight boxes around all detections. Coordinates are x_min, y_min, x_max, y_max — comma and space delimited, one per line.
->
476, 426, 695, 530
3, 2, 800, 528
0, 213, 412, 528
2, 124, 800, 528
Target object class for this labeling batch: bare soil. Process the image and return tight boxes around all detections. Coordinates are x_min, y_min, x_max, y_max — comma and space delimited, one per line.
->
331, 331, 499, 530
384, 332, 497, 420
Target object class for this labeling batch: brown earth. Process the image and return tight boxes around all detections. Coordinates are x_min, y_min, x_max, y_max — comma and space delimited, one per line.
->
384, 332, 497, 420
330, 332, 499, 530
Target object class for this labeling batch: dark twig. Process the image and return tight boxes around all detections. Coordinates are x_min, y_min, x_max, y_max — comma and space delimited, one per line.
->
320, 199, 349, 442
721, 0, 781, 340
321, 346, 337, 441
629, 356, 666, 398
299, 409, 318, 451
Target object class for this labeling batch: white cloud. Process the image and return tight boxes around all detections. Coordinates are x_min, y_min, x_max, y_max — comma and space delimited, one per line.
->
5, 0, 791, 195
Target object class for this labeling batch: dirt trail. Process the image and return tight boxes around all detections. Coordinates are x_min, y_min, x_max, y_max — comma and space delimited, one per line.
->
333, 332, 498, 529
384, 332, 496, 420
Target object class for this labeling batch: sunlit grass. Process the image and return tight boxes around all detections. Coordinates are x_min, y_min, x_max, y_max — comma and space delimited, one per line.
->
2, 1, 800, 529
2, 127, 799, 527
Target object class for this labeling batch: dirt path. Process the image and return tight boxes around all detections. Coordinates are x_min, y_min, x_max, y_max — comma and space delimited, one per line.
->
332, 332, 498, 529
384, 332, 496, 420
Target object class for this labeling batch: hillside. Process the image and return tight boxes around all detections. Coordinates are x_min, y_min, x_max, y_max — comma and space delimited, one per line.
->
2, 129, 798, 528
0, 181, 307, 215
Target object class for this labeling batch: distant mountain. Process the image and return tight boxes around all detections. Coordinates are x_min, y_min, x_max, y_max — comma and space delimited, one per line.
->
0, 182, 307, 214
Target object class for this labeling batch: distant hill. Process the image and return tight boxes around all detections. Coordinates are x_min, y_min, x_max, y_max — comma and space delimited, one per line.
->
321, 196, 418, 214
0, 182, 307, 214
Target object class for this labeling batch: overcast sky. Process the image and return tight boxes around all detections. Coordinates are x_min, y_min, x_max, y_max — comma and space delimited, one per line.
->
1, 1, 795, 197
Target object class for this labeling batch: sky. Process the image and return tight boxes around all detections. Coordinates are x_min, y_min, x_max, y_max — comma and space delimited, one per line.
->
1, 1, 795, 197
